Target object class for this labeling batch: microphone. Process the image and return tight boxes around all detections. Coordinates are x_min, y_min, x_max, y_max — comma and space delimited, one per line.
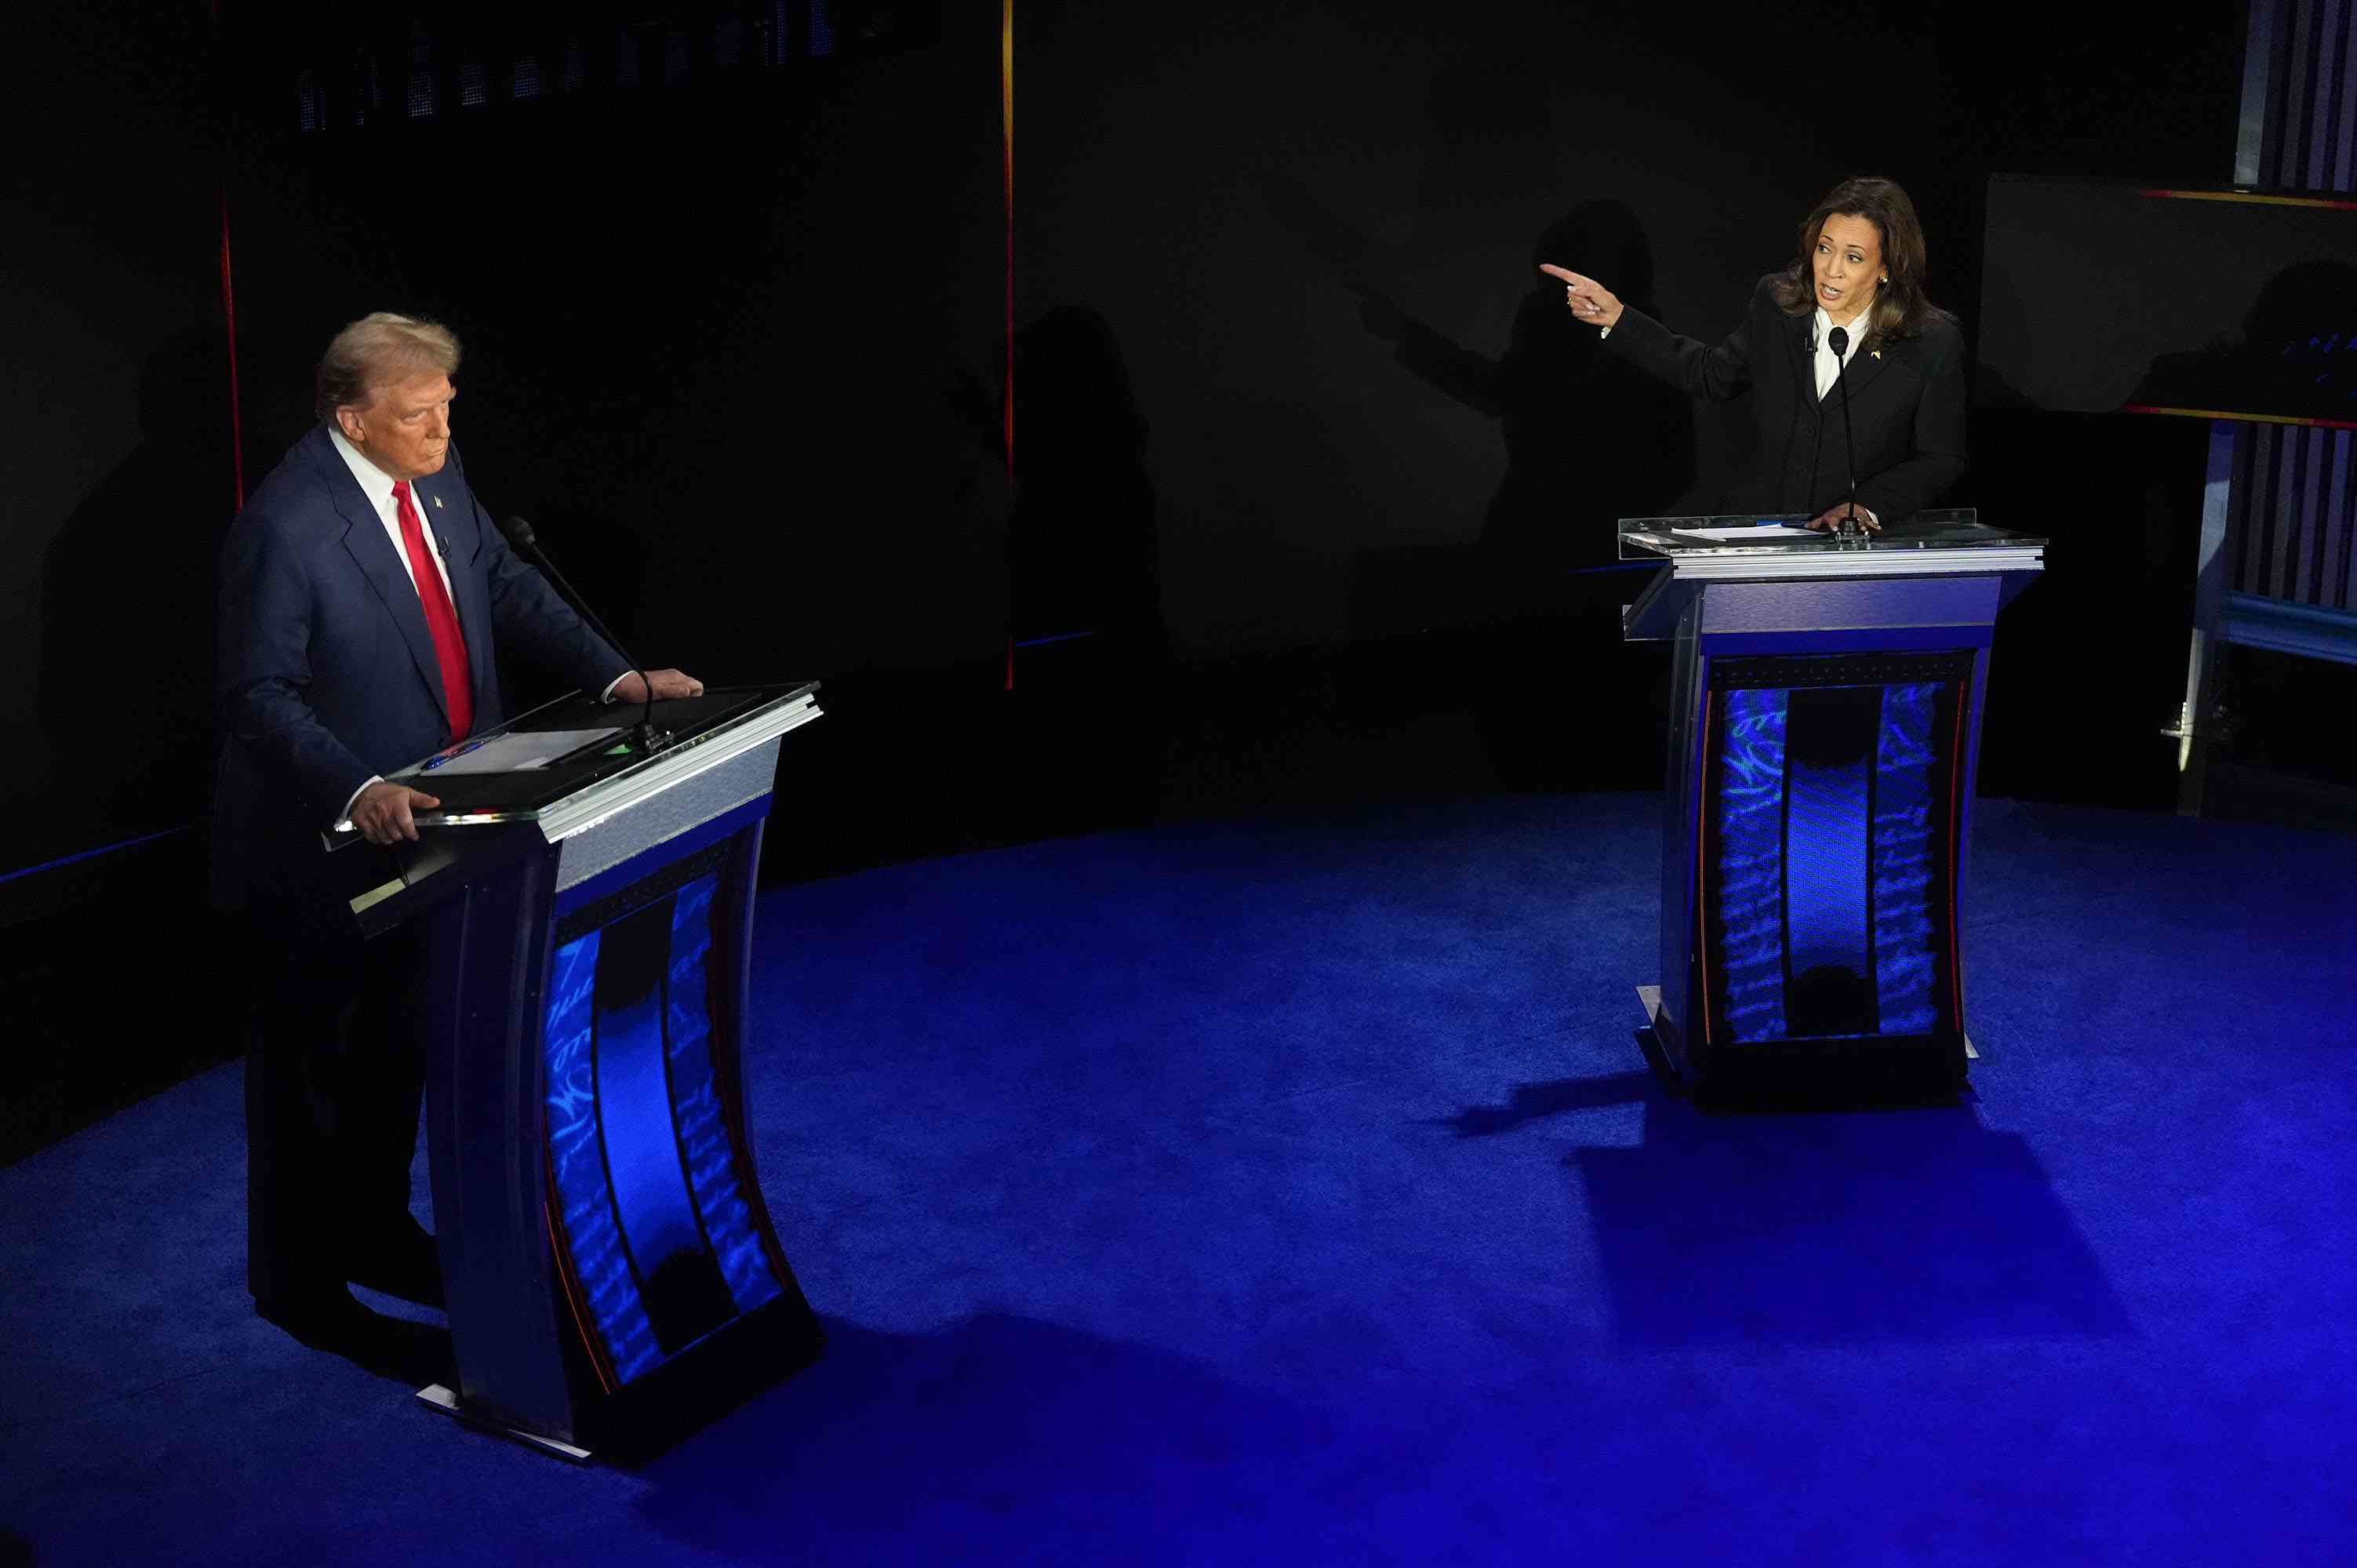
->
496, 515, 667, 753
1804, 318, 1825, 521
1826, 326, 1863, 536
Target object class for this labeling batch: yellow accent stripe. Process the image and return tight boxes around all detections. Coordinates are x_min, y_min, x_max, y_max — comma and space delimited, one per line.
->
2140, 188, 2357, 211
2122, 405, 2357, 430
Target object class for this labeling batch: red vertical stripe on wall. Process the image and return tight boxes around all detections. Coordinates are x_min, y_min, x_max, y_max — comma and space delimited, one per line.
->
1002, 0, 1016, 689
1002, 0, 1015, 478
214, 2, 245, 512
220, 190, 246, 512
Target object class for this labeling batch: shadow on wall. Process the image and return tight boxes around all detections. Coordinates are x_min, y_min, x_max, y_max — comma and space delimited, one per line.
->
1004, 304, 1165, 660
948, 302, 1164, 660
1350, 206, 1690, 791
1260, 176, 1699, 636
940, 304, 1169, 838
38, 330, 233, 851
1361, 200, 1697, 601
2130, 257, 2357, 424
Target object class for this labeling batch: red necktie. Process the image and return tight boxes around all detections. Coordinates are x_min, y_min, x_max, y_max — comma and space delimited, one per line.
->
394, 479, 475, 740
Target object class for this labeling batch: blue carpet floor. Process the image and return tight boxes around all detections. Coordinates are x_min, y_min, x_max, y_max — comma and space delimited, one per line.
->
4, 793, 2352, 1565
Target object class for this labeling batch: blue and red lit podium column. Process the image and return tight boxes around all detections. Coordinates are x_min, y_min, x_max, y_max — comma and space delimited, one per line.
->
1619, 515, 2044, 1098
347, 685, 825, 1458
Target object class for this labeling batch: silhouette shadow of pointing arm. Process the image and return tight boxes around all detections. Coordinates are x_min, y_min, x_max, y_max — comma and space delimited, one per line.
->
1439, 1070, 1660, 1137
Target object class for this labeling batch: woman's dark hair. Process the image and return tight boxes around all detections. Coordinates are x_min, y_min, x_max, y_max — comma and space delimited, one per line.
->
1770, 176, 1954, 349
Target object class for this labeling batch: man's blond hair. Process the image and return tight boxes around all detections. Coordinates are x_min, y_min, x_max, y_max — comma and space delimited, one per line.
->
314, 312, 461, 421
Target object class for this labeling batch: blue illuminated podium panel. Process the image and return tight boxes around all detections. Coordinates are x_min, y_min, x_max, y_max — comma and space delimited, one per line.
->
1620, 515, 2043, 1097
347, 684, 825, 1457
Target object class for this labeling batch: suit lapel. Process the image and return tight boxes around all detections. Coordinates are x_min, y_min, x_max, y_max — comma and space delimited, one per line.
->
1839, 335, 1893, 403
1787, 310, 1816, 409
315, 431, 454, 731
1802, 318, 1895, 410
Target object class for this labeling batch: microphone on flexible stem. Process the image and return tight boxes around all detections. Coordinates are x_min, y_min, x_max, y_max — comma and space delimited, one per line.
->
1804, 319, 1825, 520
496, 515, 667, 753
1826, 326, 1864, 537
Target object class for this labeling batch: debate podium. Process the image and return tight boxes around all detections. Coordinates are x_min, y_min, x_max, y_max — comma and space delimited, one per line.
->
344, 682, 825, 1458
1619, 512, 2044, 1099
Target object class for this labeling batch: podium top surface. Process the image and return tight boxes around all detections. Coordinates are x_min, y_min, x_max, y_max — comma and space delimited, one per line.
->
1618, 509, 2046, 579
342, 682, 821, 935
342, 682, 819, 838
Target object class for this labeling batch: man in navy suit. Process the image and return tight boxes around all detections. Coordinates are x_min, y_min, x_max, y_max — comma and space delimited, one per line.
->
216, 312, 701, 1352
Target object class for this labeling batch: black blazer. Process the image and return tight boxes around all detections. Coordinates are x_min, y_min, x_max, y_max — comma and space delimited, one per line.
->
1604, 273, 1967, 522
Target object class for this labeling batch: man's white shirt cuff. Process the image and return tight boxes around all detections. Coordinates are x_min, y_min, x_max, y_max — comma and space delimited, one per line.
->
334, 776, 384, 833
337, 671, 628, 831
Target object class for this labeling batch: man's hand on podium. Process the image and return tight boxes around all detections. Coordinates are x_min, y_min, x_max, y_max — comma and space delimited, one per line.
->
351, 780, 442, 846
1804, 502, 1881, 535
612, 668, 704, 705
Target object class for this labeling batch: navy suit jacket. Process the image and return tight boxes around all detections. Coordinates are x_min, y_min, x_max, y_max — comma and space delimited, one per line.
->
213, 424, 625, 908
1604, 273, 1969, 522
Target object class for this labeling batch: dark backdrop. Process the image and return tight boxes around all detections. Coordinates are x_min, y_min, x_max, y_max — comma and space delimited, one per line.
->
1013, 0, 2246, 654
9, 5, 230, 879
6, 0, 2250, 873
218, 5, 1009, 693
7, 1, 1008, 886
5, 0, 2249, 1155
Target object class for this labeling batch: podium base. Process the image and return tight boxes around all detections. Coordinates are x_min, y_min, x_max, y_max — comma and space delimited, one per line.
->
416, 1384, 593, 1464
1635, 984, 1974, 1104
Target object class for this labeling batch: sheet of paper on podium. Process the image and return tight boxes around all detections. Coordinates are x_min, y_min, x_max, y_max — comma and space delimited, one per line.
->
1674, 525, 1817, 540
393, 728, 625, 778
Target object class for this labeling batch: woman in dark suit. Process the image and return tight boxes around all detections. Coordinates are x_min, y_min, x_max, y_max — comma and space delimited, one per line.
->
1542, 176, 1966, 531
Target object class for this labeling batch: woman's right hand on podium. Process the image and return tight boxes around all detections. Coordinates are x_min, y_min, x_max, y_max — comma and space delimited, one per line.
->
351, 780, 442, 845
1539, 264, 1624, 329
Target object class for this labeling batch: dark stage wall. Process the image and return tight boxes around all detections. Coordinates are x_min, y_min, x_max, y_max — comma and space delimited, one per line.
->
6, 2, 2247, 877
5, 2, 1007, 886
217, 16, 1010, 693
3, 2, 2254, 1153
8, 5, 231, 880
1014, 0, 2248, 655
5, 3, 235, 1159
5, 1, 1009, 1156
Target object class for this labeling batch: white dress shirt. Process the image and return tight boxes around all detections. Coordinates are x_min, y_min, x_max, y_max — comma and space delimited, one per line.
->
1810, 304, 1871, 401
324, 430, 629, 828
329, 429, 464, 825
329, 427, 459, 600
1810, 304, 1879, 523
1598, 299, 1882, 523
